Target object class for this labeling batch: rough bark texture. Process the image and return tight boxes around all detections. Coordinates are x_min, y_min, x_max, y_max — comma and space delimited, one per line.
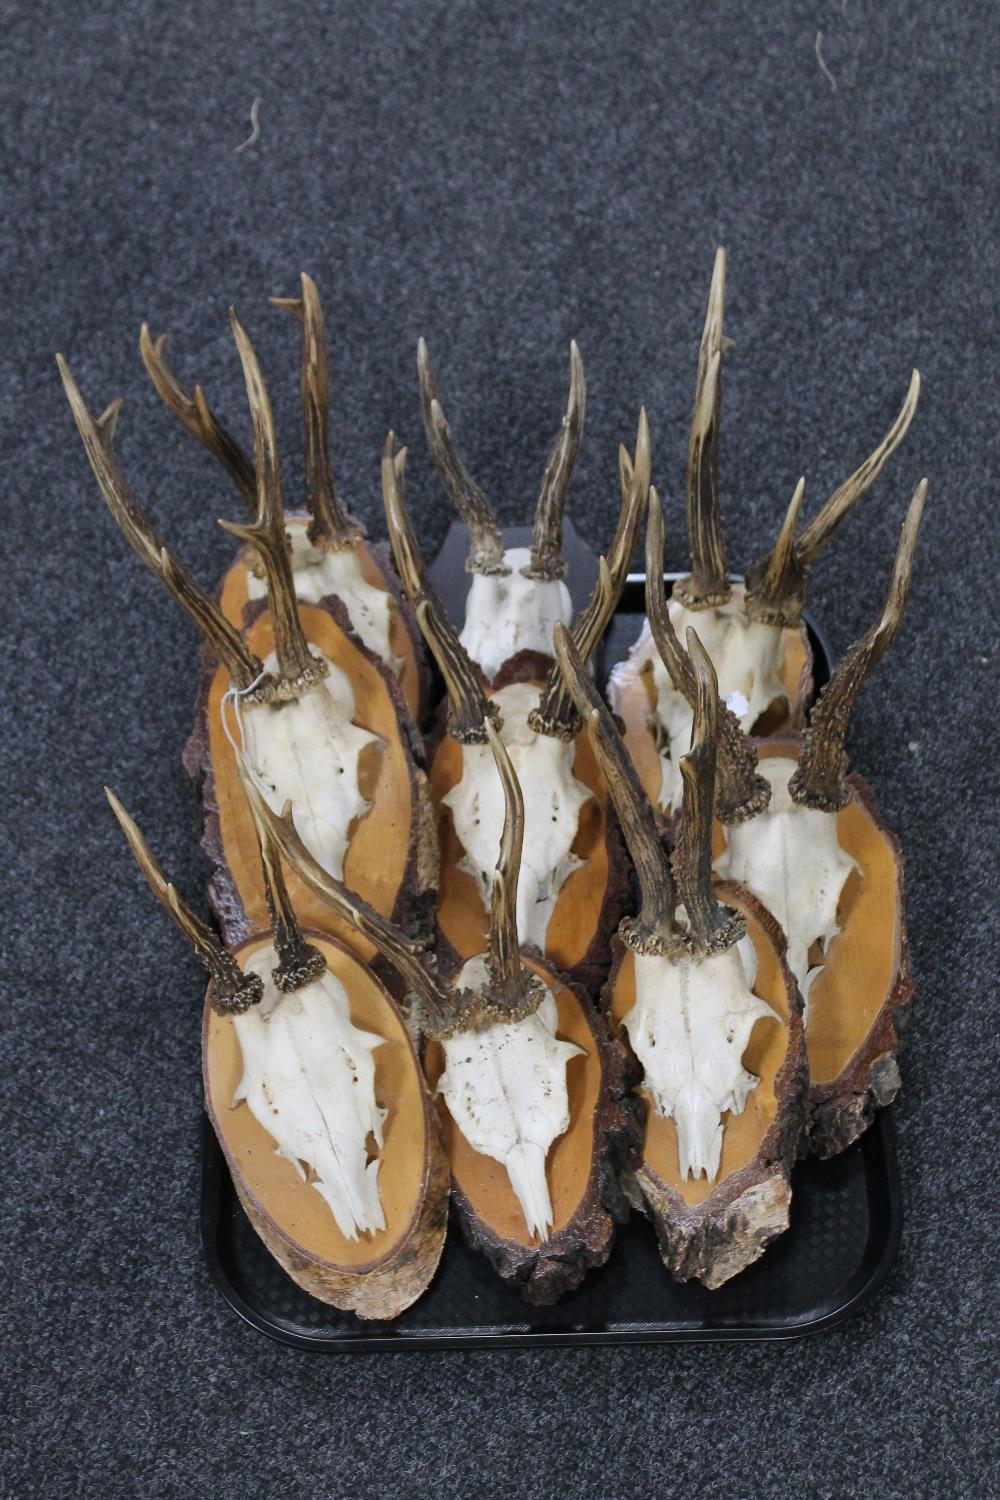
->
432, 951, 643, 1304
604, 888, 809, 1289
634, 1166, 794, 1291
801, 767, 914, 1159
182, 589, 439, 990
567, 801, 632, 995
218, 1076, 451, 1321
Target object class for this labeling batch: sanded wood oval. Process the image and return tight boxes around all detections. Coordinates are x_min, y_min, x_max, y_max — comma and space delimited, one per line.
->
609, 620, 811, 810
203, 930, 448, 1316
423, 958, 604, 1246
608, 891, 796, 1209
429, 687, 611, 978
744, 737, 906, 1088
217, 515, 423, 719
206, 602, 416, 960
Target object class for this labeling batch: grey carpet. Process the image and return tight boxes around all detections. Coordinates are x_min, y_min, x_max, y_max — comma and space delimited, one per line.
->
2, 2, 997, 1495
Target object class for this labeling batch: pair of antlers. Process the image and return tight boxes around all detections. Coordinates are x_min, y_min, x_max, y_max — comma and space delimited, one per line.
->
146, 284, 586, 584
677, 247, 921, 623
418, 337, 586, 581
558, 476, 927, 962
381, 408, 651, 743
59, 302, 330, 700
140, 272, 359, 552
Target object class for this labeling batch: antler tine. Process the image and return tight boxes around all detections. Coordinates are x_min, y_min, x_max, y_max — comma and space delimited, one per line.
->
139, 324, 257, 515
219, 310, 326, 692
796, 370, 921, 566
417, 338, 506, 575
381, 433, 498, 744
236, 762, 463, 1035
252, 812, 326, 993
96, 398, 123, 449
553, 622, 680, 956
105, 788, 263, 1015
745, 372, 921, 625
482, 719, 545, 1019
675, 248, 730, 610
646, 489, 770, 823
270, 273, 360, 550
57, 355, 262, 692
742, 477, 808, 625
524, 340, 586, 582
673, 631, 746, 956
529, 409, 650, 738
484, 718, 523, 998
618, 437, 634, 502
630, 404, 652, 499
645, 487, 697, 701
790, 478, 928, 811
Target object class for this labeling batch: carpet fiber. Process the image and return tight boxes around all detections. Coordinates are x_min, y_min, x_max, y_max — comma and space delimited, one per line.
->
2, 2, 996, 1495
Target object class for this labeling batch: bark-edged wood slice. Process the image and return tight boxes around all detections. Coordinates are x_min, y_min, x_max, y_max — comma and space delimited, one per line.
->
716, 736, 913, 1159
608, 618, 813, 812
423, 954, 641, 1305
603, 886, 807, 1289
216, 515, 429, 722
183, 597, 438, 976
203, 930, 450, 1319
428, 679, 632, 993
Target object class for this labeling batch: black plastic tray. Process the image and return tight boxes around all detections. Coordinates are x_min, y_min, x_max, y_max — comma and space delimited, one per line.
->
202, 1110, 900, 1350
199, 522, 903, 1350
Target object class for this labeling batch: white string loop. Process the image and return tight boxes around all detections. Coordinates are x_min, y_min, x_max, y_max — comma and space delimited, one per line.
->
220, 669, 274, 803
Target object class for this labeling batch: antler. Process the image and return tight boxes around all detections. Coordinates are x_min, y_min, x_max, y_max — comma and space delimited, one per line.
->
675, 248, 730, 610
528, 409, 649, 739
645, 488, 770, 822
105, 788, 263, 1015
252, 814, 326, 992
236, 767, 471, 1036
270, 273, 361, 551
381, 433, 498, 743
790, 478, 927, 811
58, 355, 263, 692
218, 310, 328, 696
672, 632, 746, 955
478, 720, 546, 1021
96, 397, 123, 449
741, 476, 807, 626
417, 338, 507, 575
523, 341, 586, 582
139, 324, 257, 515
553, 622, 680, 956
745, 370, 921, 624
